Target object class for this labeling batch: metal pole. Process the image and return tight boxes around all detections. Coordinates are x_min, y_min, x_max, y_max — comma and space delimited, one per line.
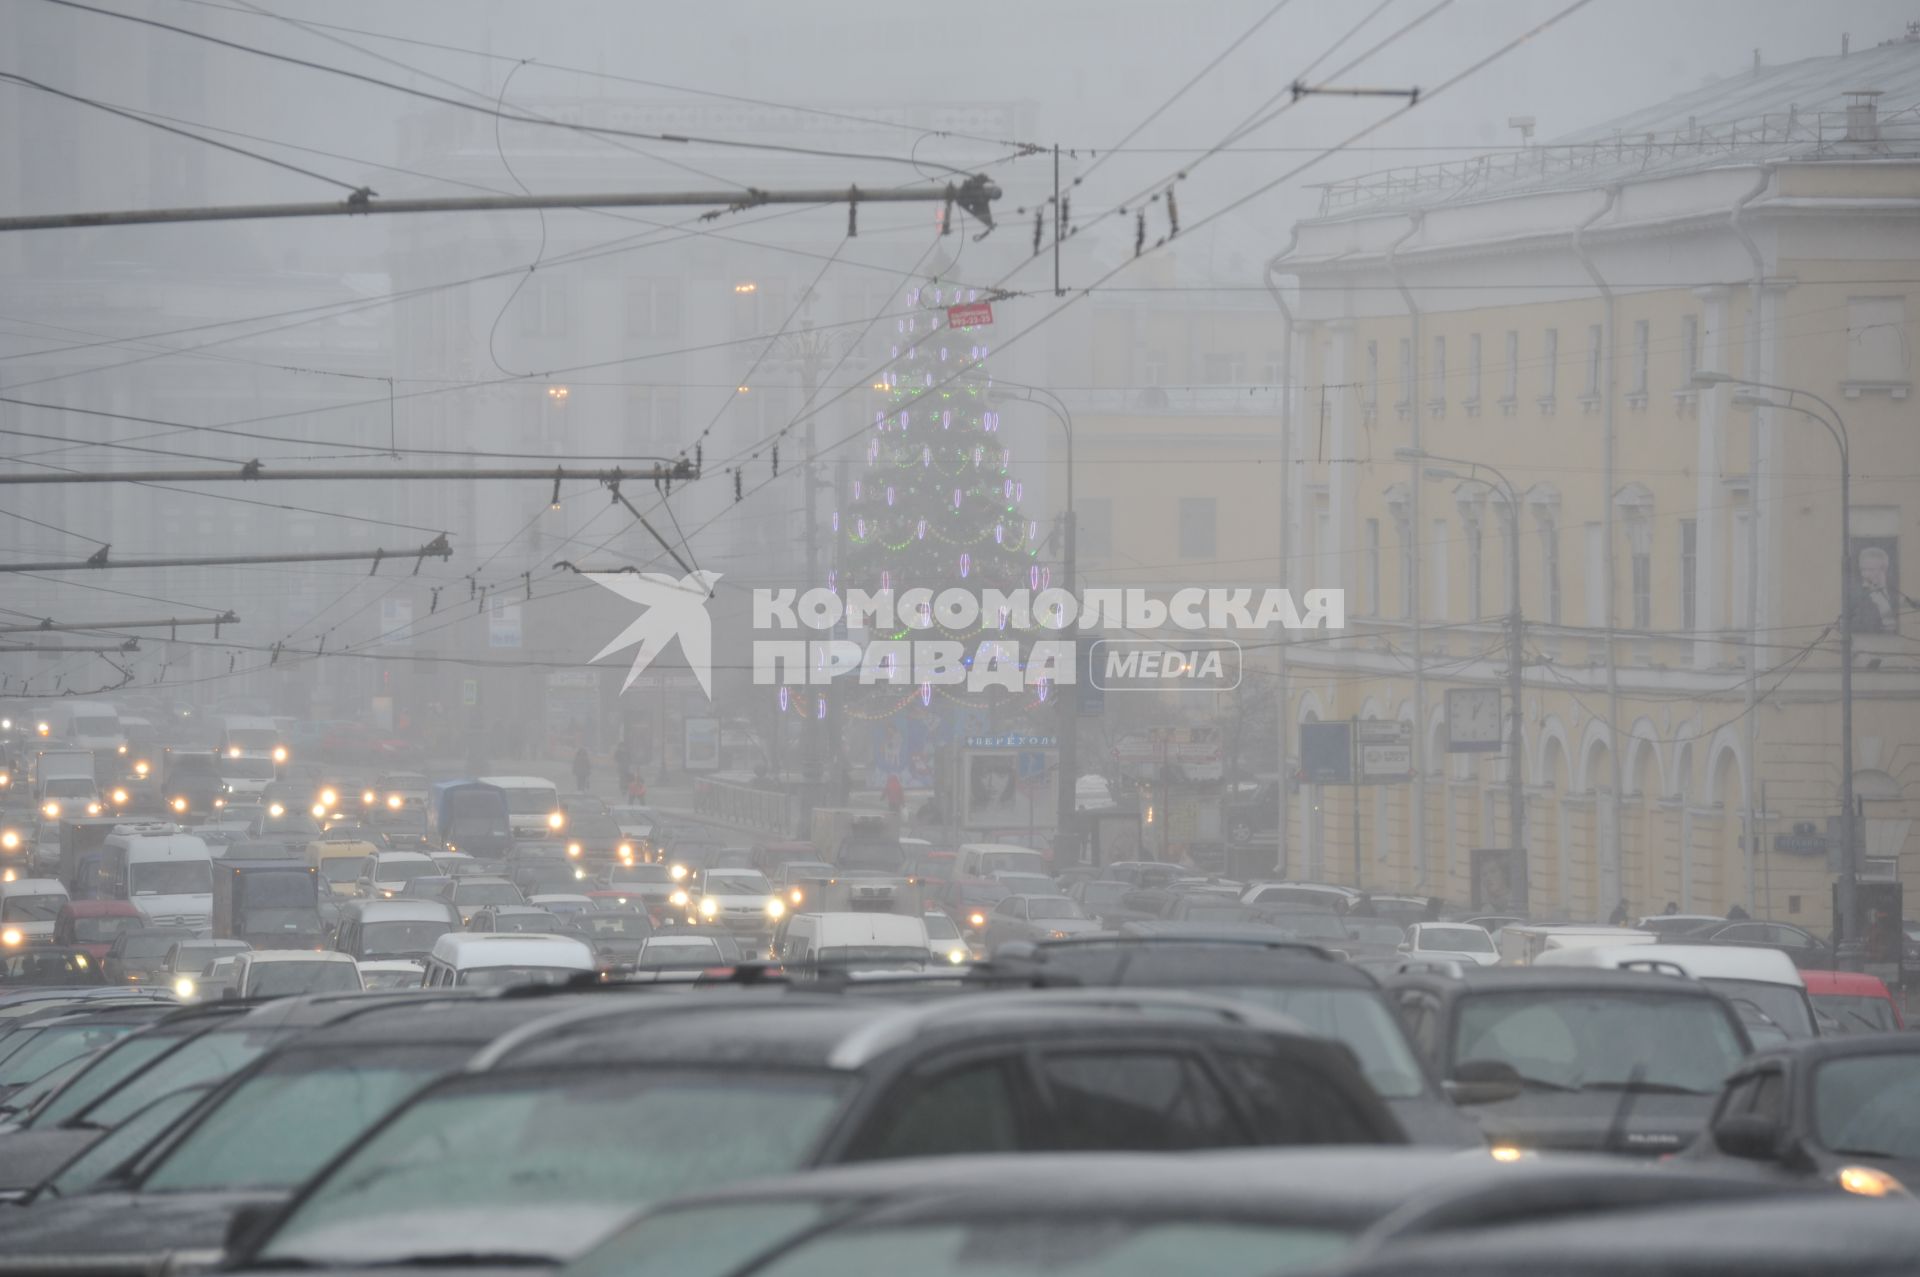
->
1507, 492, 1528, 916
1837, 424, 1858, 966
0, 538, 449, 573
1352, 716, 1364, 890
0, 462, 694, 487
0, 612, 238, 634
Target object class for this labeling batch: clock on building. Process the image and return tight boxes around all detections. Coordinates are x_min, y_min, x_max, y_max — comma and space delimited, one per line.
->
1445, 687, 1504, 752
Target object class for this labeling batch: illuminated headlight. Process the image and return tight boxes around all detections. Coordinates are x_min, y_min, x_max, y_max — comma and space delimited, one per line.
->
1837, 1166, 1908, 1198
669, 864, 688, 881
387, 794, 403, 810
617, 844, 633, 860
36, 722, 49, 736
766, 898, 785, 919
573, 867, 587, 880
117, 744, 128, 755
86, 802, 102, 816
228, 746, 243, 758
212, 798, 225, 809
546, 811, 566, 831
947, 948, 967, 965
789, 887, 804, 905
1, 831, 18, 850
73, 954, 88, 969
310, 804, 326, 818
669, 889, 690, 908
268, 803, 285, 818
0, 773, 8, 787
968, 912, 986, 928
174, 977, 196, 997
1, 868, 13, 883
134, 761, 149, 777
111, 788, 129, 805
698, 897, 719, 918
0, 928, 20, 947
362, 790, 376, 805
172, 797, 189, 813
1, 718, 9, 729
42, 801, 60, 818
381, 889, 394, 899
319, 788, 338, 808
567, 843, 583, 858
1489, 1145, 1528, 1163
273, 746, 288, 762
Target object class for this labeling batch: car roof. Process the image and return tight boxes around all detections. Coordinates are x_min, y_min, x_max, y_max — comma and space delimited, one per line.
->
346, 900, 453, 923
428, 932, 593, 967
58, 899, 142, 916
1535, 943, 1804, 985
1, 878, 66, 895
1742, 1031, 1920, 1070
1798, 969, 1892, 995
1387, 966, 1726, 996
266, 993, 616, 1048
371, 850, 435, 863
242, 950, 357, 965
984, 937, 1369, 986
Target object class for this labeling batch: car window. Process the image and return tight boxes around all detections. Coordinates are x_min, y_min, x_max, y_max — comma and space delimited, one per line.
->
1451, 991, 1745, 1094
84, 1028, 284, 1128
1813, 1055, 1920, 1161
857, 1058, 1023, 1160
33, 1032, 183, 1127
1213, 1051, 1383, 1144
1036, 1052, 1237, 1151
570, 1203, 838, 1277
40, 1085, 213, 1199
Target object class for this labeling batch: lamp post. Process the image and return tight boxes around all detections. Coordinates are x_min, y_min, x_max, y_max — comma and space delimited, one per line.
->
1396, 446, 1529, 915
1697, 370, 1858, 965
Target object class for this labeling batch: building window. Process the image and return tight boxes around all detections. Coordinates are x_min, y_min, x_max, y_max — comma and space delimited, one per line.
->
1730, 497, 1752, 631
1466, 513, 1484, 619
1681, 314, 1700, 386
1178, 497, 1216, 559
1141, 349, 1167, 385
1076, 497, 1113, 562
1631, 319, 1650, 395
1680, 518, 1698, 630
625, 278, 684, 340
1364, 518, 1381, 615
628, 385, 683, 455
1364, 340, 1380, 409
1584, 324, 1602, 398
1632, 547, 1652, 629
1430, 335, 1447, 404
1846, 297, 1907, 382
1396, 337, 1413, 409
1584, 523, 1606, 624
1396, 516, 1415, 619
1466, 333, 1482, 407
1498, 511, 1516, 614
516, 277, 569, 339
1541, 328, 1558, 402
1503, 330, 1519, 403
1540, 519, 1562, 625
1429, 517, 1448, 619
1202, 352, 1246, 385
1263, 349, 1284, 384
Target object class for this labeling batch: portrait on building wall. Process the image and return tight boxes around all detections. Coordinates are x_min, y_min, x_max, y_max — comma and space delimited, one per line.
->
1847, 537, 1901, 634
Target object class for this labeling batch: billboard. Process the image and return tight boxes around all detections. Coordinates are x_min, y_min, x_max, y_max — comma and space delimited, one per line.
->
960, 740, 1058, 832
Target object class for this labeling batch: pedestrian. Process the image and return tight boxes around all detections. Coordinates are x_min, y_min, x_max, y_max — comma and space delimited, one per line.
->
1726, 902, 1751, 921
571, 745, 592, 793
1349, 892, 1376, 918
883, 773, 905, 816
1608, 898, 1630, 926
626, 770, 647, 803
1662, 901, 1679, 916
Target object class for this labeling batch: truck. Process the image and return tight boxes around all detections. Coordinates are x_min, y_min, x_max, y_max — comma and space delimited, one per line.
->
214, 715, 285, 796
211, 858, 324, 948
41, 703, 127, 781
430, 780, 513, 861
808, 808, 904, 875
32, 750, 100, 822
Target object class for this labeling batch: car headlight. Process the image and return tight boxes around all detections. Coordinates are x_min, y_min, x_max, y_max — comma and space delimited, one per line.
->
273, 746, 288, 762
73, 954, 88, 969
36, 722, 49, 736
268, 803, 285, 817
789, 887, 804, 905
766, 898, 785, 919
174, 977, 196, 997
669, 889, 690, 907
1, 868, 14, 884
1, 831, 18, 850
699, 897, 719, 918
381, 889, 394, 898
947, 947, 967, 964
117, 744, 128, 755
172, 797, 188, 813
320, 788, 338, 808
669, 864, 688, 881
212, 798, 225, 809
112, 788, 129, 805
0, 773, 8, 787
573, 867, 587, 880
134, 761, 149, 777
547, 811, 566, 830
42, 801, 60, 818
310, 804, 327, 819
387, 794, 403, 809
86, 802, 103, 816
1837, 1166, 1908, 1198
362, 790, 376, 805
228, 746, 243, 758
1488, 1145, 1528, 1163
567, 843, 582, 858
968, 912, 986, 928
617, 844, 633, 860
0, 928, 20, 947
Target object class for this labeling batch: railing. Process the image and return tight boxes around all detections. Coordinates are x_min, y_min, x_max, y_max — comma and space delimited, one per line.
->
1315, 105, 1920, 216
692, 775, 796, 837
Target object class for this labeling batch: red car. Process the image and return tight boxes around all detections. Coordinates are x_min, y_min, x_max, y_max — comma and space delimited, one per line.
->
52, 899, 145, 963
1802, 969, 1904, 1033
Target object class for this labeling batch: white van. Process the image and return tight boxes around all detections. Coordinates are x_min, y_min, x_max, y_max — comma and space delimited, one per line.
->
478, 776, 562, 840
207, 949, 363, 1000
1497, 923, 1653, 966
0, 878, 70, 944
216, 715, 284, 796
102, 824, 215, 936
420, 932, 595, 989
1535, 942, 1818, 1041
777, 912, 931, 970
955, 843, 1050, 880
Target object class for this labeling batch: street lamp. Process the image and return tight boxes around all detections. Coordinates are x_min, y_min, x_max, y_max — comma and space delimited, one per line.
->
1396, 445, 1529, 914
1697, 370, 1859, 964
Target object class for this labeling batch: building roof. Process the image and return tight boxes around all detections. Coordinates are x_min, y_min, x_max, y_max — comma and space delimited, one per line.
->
1312, 28, 1920, 219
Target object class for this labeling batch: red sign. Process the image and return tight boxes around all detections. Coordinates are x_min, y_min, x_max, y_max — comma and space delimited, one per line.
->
946, 301, 994, 328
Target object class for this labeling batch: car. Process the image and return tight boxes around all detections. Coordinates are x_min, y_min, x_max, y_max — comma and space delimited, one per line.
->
205, 950, 363, 1000
224, 990, 1407, 1270
436, 874, 527, 923
1384, 966, 1754, 1156
1241, 881, 1360, 913
776, 911, 930, 971
527, 892, 596, 916
1103, 860, 1184, 889
1684, 919, 1833, 970
609, 805, 657, 842
1536, 943, 1819, 1044
354, 959, 424, 990
159, 938, 250, 998
920, 910, 972, 964
466, 905, 567, 935
0, 876, 70, 945
1066, 877, 1132, 924
603, 861, 675, 913
330, 898, 456, 964
690, 868, 785, 949
355, 850, 438, 900
102, 927, 196, 985
1496, 923, 1655, 966
0, 992, 635, 1270
1635, 912, 1728, 938
564, 908, 656, 970
634, 932, 730, 968
418, 931, 597, 988
1800, 969, 1903, 1033
0, 1002, 176, 1103
0, 946, 106, 989
981, 893, 1102, 950
1680, 1033, 1920, 1193
1402, 921, 1500, 966
50, 899, 146, 962
980, 935, 1478, 1146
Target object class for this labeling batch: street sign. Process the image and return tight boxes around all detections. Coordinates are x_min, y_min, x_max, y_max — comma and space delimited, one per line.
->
1773, 821, 1830, 856
1298, 722, 1352, 784
1358, 742, 1412, 782
460, 678, 478, 707
947, 301, 993, 328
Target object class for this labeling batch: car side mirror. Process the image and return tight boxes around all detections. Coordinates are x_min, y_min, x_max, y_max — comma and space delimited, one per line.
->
1445, 1058, 1524, 1105
219, 986, 238, 1001
1711, 1112, 1783, 1161
224, 1200, 282, 1258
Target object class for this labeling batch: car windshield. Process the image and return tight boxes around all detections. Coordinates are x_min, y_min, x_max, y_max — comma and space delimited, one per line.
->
638, 940, 722, 965
361, 920, 452, 956
997, 874, 1056, 894
31, 1031, 183, 1127
255, 1069, 849, 1265
577, 1208, 1347, 1277
375, 859, 435, 883
84, 1027, 287, 1128
42, 1085, 212, 1199
1344, 921, 1407, 946
119, 932, 190, 959
1814, 1055, 1920, 1160
1452, 991, 1745, 1093
705, 873, 772, 896
1027, 898, 1087, 921
318, 858, 363, 883
224, 757, 277, 780
575, 915, 650, 937
226, 729, 278, 750
2, 894, 65, 922
141, 1044, 472, 1192
129, 861, 212, 896
458, 965, 582, 989
261, 815, 322, 835
1416, 926, 1495, 953
503, 790, 558, 815
1703, 979, 1816, 1039
820, 946, 928, 966
246, 962, 360, 998
1190, 985, 1428, 1099
492, 913, 563, 935
983, 853, 1049, 876
1814, 994, 1900, 1034
458, 883, 523, 905
923, 913, 960, 940
1081, 883, 1129, 907
0, 1022, 140, 1086
44, 778, 95, 797
1262, 912, 1348, 941
71, 916, 141, 943
168, 943, 241, 972
611, 866, 671, 886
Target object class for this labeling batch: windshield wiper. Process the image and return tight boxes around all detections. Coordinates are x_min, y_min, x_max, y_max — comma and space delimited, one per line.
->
378, 1253, 553, 1267
1829, 1147, 1897, 1160
1580, 1079, 1710, 1096
1511, 1074, 1581, 1093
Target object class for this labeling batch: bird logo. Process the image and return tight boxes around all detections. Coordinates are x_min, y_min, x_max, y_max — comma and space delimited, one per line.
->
585, 570, 722, 698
